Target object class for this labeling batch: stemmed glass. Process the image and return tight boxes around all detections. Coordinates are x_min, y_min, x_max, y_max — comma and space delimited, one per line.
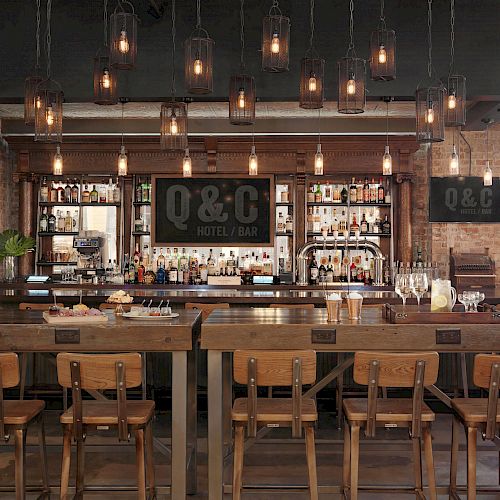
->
395, 273, 412, 307
410, 273, 428, 309
457, 293, 468, 312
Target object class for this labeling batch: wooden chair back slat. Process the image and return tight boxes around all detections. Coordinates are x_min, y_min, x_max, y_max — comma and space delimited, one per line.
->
269, 304, 315, 309
234, 350, 316, 386
57, 353, 142, 389
0, 353, 20, 388
185, 302, 230, 322
353, 351, 439, 387
473, 354, 500, 389
19, 302, 63, 311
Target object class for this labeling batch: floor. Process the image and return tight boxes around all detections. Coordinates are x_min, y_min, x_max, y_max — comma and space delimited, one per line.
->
0, 411, 498, 499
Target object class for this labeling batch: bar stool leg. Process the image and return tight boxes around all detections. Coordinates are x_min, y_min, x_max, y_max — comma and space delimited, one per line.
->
466, 426, 477, 500
349, 424, 360, 500
412, 436, 423, 498
450, 415, 460, 498
422, 424, 437, 500
232, 423, 245, 500
76, 438, 85, 497
19, 353, 28, 400
14, 428, 26, 500
304, 425, 318, 500
37, 416, 50, 495
342, 420, 351, 496
60, 425, 72, 500
135, 428, 147, 500
145, 422, 156, 498
336, 353, 345, 429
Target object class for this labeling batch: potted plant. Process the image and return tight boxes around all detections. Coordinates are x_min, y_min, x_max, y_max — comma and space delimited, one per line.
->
0, 230, 35, 282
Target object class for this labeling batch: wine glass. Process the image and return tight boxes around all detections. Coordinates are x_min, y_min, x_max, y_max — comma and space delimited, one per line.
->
410, 273, 428, 309
458, 293, 468, 312
395, 273, 411, 307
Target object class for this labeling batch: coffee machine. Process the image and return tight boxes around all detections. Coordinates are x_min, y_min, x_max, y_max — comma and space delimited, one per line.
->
73, 237, 105, 282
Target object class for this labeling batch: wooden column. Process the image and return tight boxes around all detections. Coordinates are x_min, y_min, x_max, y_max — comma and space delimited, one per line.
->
295, 151, 306, 252
17, 173, 35, 275
396, 173, 413, 264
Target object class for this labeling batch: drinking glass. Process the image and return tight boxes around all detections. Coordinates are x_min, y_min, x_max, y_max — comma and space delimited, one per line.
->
395, 273, 411, 307
457, 293, 468, 312
410, 272, 428, 309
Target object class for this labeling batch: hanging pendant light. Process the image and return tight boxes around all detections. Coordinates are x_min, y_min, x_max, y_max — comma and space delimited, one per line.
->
262, 0, 290, 72
185, 0, 214, 94
161, 0, 188, 150
24, 0, 43, 125
416, 0, 445, 143
229, 0, 256, 125
483, 120, 493, 186
448, 128, 459, 175
382, 98, 392, 175
338, 0, 366, 114
299, 0, 324, 109
183, 148, 192, 177
370, 0, 396, 81
94, 0, 117, 105
110, 0, 137, 70
53, 144, 63, 176
117, 100, 128, 176
445, 0, 466, 127
34, 0, 63, 143
314, 109, 323, 175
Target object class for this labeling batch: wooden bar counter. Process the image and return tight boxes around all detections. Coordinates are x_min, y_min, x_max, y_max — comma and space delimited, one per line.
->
201, 307, 500, 499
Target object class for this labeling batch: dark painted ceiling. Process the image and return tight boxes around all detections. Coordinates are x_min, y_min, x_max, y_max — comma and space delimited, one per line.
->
0, 0, 499, 103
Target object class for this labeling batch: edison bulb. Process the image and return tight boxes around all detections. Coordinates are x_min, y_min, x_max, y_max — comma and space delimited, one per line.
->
193, 58, 203, 75
425, 106, 434, 124
118, 30, 130, 54
102, 69, 111, 89
308, 75, 317, 92
484, 161, 493, 186
46, 106, 54, 126
170, 115, 178, 135
248, 145, 258, 176
448, 93, 457, 110
314, 144, 324, 176
347, 78, 356, 95
183, 149, 192, 178
237, 88, 246, 109
271, 33, 280, 54
383, 145, 392, 176
118, 145, 128, 176
378, 45, 387, 64
35, 96, 42, 109
449, 145, 459, 176
53, 145, 63, 176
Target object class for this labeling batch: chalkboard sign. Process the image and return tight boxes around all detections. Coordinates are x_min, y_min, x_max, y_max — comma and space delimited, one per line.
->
429, 176, 500, 223
152, 176, 274, 246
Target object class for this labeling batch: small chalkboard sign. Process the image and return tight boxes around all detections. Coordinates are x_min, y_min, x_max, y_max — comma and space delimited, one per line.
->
429, 177, 500, 223
152, 176, 274, 246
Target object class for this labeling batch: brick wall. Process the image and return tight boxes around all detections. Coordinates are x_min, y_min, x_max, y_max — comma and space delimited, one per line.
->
413, 124, 500, 283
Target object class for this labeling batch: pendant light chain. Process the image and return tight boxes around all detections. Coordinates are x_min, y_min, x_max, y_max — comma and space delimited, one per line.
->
308, 0, 315, 51
36, 0, 41, 69
449, 0, 455, 73
348, 0, 355, 54
427, 0, 432, 79
379, 0, 386, 28
171, 0, 176, 98
103, 0, 108, 46
240, 0, 245, 69
196, 0, 201, 29
46, 0, 52, 79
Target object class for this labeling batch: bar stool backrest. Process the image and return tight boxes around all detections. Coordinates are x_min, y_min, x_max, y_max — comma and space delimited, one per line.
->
185, 302, 229, 321
19, 302, 63, 310
0, 353, 20, 438
473, 354, 500, 439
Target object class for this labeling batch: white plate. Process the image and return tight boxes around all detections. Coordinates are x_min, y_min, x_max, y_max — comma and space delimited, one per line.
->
122, 312, 180, 320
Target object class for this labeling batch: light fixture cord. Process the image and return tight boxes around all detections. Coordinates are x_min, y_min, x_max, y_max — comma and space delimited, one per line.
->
308, 0, 315, 51
171, 0, 176, 98
46, 0, 52, 78
103, 0, 108, 47
449, 0, 455, 74
386, 101, 389, 147
486, 122, 489, 162
196, 0, 201, 29
379, 0, 386, 29
35, 0, 41, 69
240, 0, 245, 69
427, 0, 433, 79
347, 0, 355, 56
121, 102, 125, 147
317, 108, 321, 144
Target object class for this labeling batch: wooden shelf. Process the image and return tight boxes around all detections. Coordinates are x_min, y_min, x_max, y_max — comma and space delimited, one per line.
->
307, 232, 391, 237
36, 261, 77, 266
81, 202, 121, 207
39, 202, 79, 207
275, 202, 293, 207
133, 201, 151, 206
132, 231, 150, 236
275, 232, 293, 236
38, 232, 78, 236
307, 202, 391, 207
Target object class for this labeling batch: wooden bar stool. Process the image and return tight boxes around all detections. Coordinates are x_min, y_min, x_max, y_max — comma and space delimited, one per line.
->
450, 354, 500, 500
343, 351, 439, 500
231, 350, 318, 500
185, 302, 229, 321
0, 353, 50, 500
56, 353, 156, 500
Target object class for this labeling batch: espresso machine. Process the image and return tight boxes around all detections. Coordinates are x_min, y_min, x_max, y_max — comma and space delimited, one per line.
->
73, 237, 105, 282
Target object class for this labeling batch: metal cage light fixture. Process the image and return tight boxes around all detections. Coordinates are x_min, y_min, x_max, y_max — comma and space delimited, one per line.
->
94, 0, 118, 105
34, 0, 63, 143
161, 0, 188, 151
185, 0, 214, 94
110, 0, 137, 70
370, 0, 396, 81
445, 0, 466, 127
262, 0, 290, 72
415, 0, 445, 144
229, 0, 256, 125
24, 0, 43, 125
338, 0, 366, 114
299, 0, 324, 110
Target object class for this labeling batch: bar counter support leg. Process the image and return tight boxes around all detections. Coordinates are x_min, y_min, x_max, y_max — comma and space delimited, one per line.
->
171, 351, 187, 500
208, 350, 224, 500
222, 352, 233, 454
186, 343, 198, 494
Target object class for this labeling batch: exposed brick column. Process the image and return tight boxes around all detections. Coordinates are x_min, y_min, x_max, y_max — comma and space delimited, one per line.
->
16, 167, 36, 275
396, 173, 414, 264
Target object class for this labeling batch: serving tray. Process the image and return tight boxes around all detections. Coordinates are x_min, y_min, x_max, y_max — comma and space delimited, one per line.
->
43, 311, 109, 324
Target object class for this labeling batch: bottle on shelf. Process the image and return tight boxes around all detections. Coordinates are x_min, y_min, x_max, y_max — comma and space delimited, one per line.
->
71, 179, 79, 203
189, 250, 199, 283
262, 252, 273, 276
278, 246, 285, 274
99, 184, 107, 203
360, 213, 368, 234
39, 208, 48, 232
144, 264, 156, 285
313, 207, 321, 233
280, 185, 289, 203
48, 210, 56, 232
349, 177, 357, 203
169, 256, 178, 284
156, 260, 166, 284
157, 248, 165, 270
331, 209, 339, 233
307, 185, 315, 203
64, 211, 73, 232
326, 255, 334, 283
90, 185, 98, 203
82, 185, 90, 203
324, 181, 332, 202
207, 249, 216, 276
339, 210, 347, 232
64, 179, 72, 203
128, 257, 136, 284
373, 215, 381, 234
341, 184, 348, 203
321, 208, 329, 235
319, 256, 327, 283
133, 243, 141, 268
378, 177, 385, 203
137, 259, 145, 284
333, 184, 341, 203
309, 253, 319, 285
106, 178, 114, 203
350, 258, 357, 282
123, 257, 130, 283
199, 254, 208, 284
113, 178, 121, 203
351, 213, 359, 234
40, 177, 49, 202
384, 178, 391, 204
363, 177, 370, 203
277, 212, 285, 233
57, 183, 65, 203
285, 212, 293, 233
382, 215, 391, 234
307, 207, 313, 232
370, 177, 377, 203
142, 179, 150, 203
356, 179, 363, 203
57, 210, 65, 232
314, 183, 322, 203
136, 177, 142, 203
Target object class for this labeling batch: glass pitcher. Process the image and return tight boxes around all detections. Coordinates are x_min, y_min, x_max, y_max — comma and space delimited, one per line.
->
431, 279, 457, 312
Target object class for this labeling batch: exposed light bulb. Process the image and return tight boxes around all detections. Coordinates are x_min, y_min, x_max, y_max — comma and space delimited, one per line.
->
237, 88, 246, 109
314, 144, 324, 175
248, 145, 258, 175
378, 45, 387, 64
46, 106, 54, 126
170, 115, 178, 135
193, 58, 203, 75
484, 160, 493, 186
308, 74, 317, 92
271, 33, 280, 54
449, 145, 459, 175
448, 92, 457, 110
102, 68, 111, 89
53, 145, 63, 176
118, 29, 130, 54
35, 96, 42, 109
425, 105, 434, 124
347, 78, 356, 96
383, 145, 392, 176
183, 148, 192, 177
118, 145, 128, 176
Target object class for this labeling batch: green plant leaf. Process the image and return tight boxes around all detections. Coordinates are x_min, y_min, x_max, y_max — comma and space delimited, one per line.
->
0, 230, 35, 260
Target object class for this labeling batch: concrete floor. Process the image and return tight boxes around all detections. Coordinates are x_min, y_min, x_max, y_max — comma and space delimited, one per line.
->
0, 411, 498, 499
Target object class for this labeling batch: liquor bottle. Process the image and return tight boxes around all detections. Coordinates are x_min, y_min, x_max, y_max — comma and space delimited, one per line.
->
262, 252, 273, 276
333, 184, 341, 203
227, 251, 236, 276
142, 179, 150, 203
73, 211, 79, 231
218, 252, 226, 276
384, 179, 391, 204
285, 212, 293, 233
331, 209, 339, 233
321, 208, 329, 235
326, 255, 334, 284
313, 207, 321, 233
349, 177, 357, 203
340, 255, 348, 282
90, 185, 98, 203
151, 248, 158, 272
39, 208, 48, 232
105, 259, 113, 283
370, 177, 377, 203
165, 248, 172, 271
357, 259, 364, 282
207, 249, 216, 276
309, 253, 319, 285
49, 182, 57, 203
99, 184, 107, 203
172, 248, 179, 273
64, 179, 72, 203
64, 211, 73, 232
278, 246, 285, 274
307, 185, 315, 203
277, 212, 285, 233
199, 255, 208, 284
307, 207, 314, 233
142, 244, 150, 268
137, 260, 145, 284
82, 185, 90, 203
339, 210, 347, 232
113, 178, 121, 203
333, 253, 341, 281
135, 177, 142, 203
128, 257, 136, 284
123, 258, 130, 283
107, 178, 114, 203
324, 181, 332, 202
351, 213, 359, 234
356, 179, 363, 203
360, 213, 368, 234
169, 258, 178, 284
180, 248, 189, 284
341, 184, 348, 204
133, 243, 141, 267
363, 177, 370, 203
57, 210, 65, 232
364, 256, 372, 284
48, 210, 56, 232
144, 264, 156, 285
350, 258, 357, 282
373, 215, 381, 234
285, 249, 293, 273
378, 177, 385, 203
319, 256, 327, 283
189, 250, 199, 284
382, 215, 391, 234
157, 248, 165, 270
314, 183, 322, 203
40, 177, 49, 202
71, 179, 79, 203
156, 262, 166, 284
280, 186, 289, 203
